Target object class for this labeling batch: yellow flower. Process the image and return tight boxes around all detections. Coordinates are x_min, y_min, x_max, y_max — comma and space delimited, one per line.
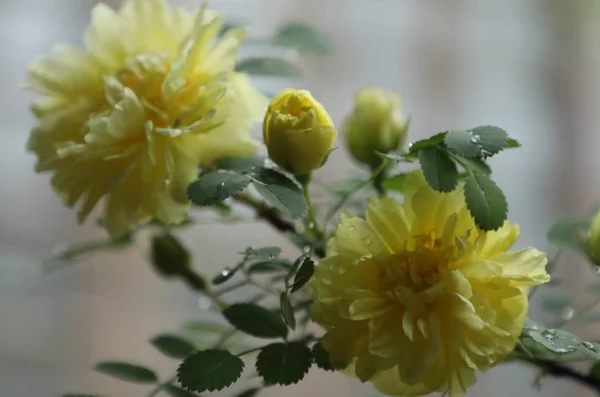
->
263, 89, 337, 175
311, 171, 549, 396
27, 0, 267, 237
343, 87, 408, 168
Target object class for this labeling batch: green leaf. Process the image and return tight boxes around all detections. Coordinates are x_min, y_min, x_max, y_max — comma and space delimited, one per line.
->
378, 150, 413, 162
290, 258, 314, 293
183, 321, 227, 335
542, 295, 574, 314
463, 173, 508, 231
223, 303, 288, 339
216, 156, 265, 172
177, 350, 244, 392
163, 384, 200, 397
250, 168, 307, 218
450, 154, 492, 176
235, 58, 301, 77
95, 362, 157, 384
408, 132, 447, 153
234, 388, 261, 397
151, 233, 191, 277
444, 130, 483, 158
279, 292, 296, 330
247, 260, 291, 274
418, 147, 458, 192
547, 218, 590, 250
272, 23, 332, 54
311, 342, 335, 371
469, 126, 509, 157
242, 246, 282, 259
285, 255, 306, 285
151, 334, 195, 359
187, 171, 251, 206
256, 342, 313, 385
522, 320, 600, 360
506, 137, 521, 148
382, 173, 407, 193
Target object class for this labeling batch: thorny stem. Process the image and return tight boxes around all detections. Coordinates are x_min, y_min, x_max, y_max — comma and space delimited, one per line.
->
233, 192, 325, 258
323, 157, 389, 229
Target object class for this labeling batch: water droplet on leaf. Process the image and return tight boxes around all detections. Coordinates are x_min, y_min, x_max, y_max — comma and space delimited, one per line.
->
542, 329, 558, 340
583, 341, 596, 350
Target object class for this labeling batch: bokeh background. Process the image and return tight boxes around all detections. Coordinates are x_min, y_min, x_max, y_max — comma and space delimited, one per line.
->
2, 0, 600, 396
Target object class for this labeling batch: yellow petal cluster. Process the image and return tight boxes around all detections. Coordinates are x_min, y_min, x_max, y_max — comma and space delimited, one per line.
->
311, 171, 549, 396
263, 89, 336, 175
27, 0, 267, 236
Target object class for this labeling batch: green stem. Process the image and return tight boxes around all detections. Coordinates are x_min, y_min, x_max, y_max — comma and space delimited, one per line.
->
372, 164, 387, 196
324, 158, 389, 228
297, 173, 325, 242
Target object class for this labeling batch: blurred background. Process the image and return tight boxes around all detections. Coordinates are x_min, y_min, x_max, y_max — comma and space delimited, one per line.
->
2, 0, 600, 396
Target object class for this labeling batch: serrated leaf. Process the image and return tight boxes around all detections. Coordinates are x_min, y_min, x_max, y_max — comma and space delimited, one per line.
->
242, 246, 282, 259
247, 260, 291, 274
163, 384, 200, 397
418, 147, 458, 192
177, 350, 244, 392
547, 218, 590, 250
408, 132, 447, 153
450, 154, 492, 176
151, 334, 195, 359
311, 342, 335, 371
444, 130, 483, 158
272, 23, 332, 54
95, 362, 157, 384
187, 171, 251, 206
290, 258, 314, 293
250, 168, 307, 218
234, 388, 261, 397
470, 126, 509, 157
256, 342, 312, 385
224, 303, 288, 339
463, 173, 508, 231
216, 156, 265, 172
279, 292, 296, 330
236, 58, 301, 77
382, 173, 407, 192
542, 295, 574, 314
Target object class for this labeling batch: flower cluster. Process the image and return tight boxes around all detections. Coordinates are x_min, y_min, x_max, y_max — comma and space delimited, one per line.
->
27, 0, 266, 236
311, 172, 549, 396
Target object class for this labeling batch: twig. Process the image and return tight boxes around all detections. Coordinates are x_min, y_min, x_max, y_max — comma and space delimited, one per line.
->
519, 356, 600, 391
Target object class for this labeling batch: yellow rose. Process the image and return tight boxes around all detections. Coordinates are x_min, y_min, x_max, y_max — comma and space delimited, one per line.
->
27, 0, 267, 237
311, 171, 549, 396
263, 89, 337, 175
343, 87, 408, 168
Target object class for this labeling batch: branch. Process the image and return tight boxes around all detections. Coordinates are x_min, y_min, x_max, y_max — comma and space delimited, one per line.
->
233, 194, 325, 258
520, 356, 600, 391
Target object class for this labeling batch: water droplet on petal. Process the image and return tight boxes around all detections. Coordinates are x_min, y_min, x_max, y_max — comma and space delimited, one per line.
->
561, 307, 575, 320
349, 225, 356, 232
364, 237, 373, 247
198, 296, 211, 309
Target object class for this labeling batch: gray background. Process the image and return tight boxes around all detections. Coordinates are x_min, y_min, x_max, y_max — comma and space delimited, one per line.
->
1, 0, 600, 396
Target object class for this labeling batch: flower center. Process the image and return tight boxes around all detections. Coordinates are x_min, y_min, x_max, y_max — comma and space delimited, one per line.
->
378, 237, 449, 293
